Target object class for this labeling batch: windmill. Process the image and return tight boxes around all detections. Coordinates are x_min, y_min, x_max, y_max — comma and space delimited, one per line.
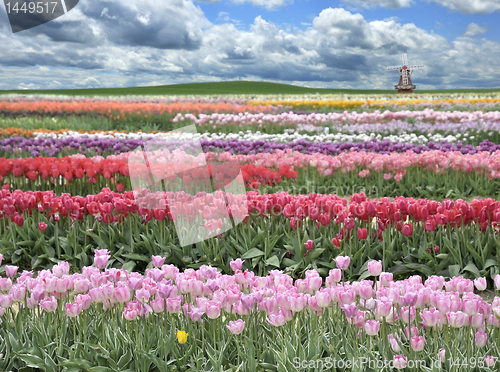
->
387, 53, 424, 93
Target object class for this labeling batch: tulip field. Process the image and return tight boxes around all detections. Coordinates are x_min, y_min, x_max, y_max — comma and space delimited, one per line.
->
1, 91, 500, 371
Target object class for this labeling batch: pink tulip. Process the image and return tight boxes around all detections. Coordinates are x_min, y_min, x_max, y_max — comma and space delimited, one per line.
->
393, 355, 408, 370
326, 269, 341, 286
420, 308, 441, 328
379, 272, 393, 287
0, 294, 13, 308
288, 294, 307, 313
484, 356, 496, 367
40, 296, 58, 312
75, 294, 92, 310
358, 283, 373, 300
267, 311, 286, 327
339, 290, 355, 307
388, 334, 401, 352
123, 307, 139, 321
463, 299, 480, 316
230, 259, 244, 271
471, 313, 484, 329
400, 306, 416, 323
188, 307, 204, 322
205, 301, 222, 319
307, 276, 322, 293
315, 290, 331, 308
364, 320, 380, 336
367, 260, 382, 277
334, 256, 350, 270
10, 284, 26, 302
166, 297, 182, 313
52, 262, 70, 278
410, 336, 425, 351
5, 265, 18, 278
150, 298, 165, 313
55, 277, 70, 293
114, 286, 131, 303
73, 278, 90, 294
94, 249, 110, 256
227, 319, 245, 335
494, 275, 500, 290
439, 348, 446, 363
475, 331, 488, 348
375, 299, 392, 319
135, 288, 150, 303
151, 255, 166, 268
65, 302, 82, 317
404, 325, 419, 339
94, 255, 110, 270
446, 311, 469, 328
0, 278, 12, 292
474, 278, 487, 291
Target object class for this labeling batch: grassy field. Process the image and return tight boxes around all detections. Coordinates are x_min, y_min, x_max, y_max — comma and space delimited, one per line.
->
1, 81, 499, 96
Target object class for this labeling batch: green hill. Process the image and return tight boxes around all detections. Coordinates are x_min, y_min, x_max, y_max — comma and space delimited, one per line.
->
0, 80, 498, 96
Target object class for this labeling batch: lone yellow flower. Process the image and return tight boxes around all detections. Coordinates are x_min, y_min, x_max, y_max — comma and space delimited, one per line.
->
177, 330, 188, 344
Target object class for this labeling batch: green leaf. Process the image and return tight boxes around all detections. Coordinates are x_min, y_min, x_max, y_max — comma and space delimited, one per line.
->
484, 259, 497, 270
59, 358, 93, 370
265, 256, 280, 268
122, 253, 150, 262
16, 354, 46, 371
449, 265, 460, 277
281, 258, 298, 267
462, 262, 480, 278
241, 248, 265, 260
403, 263, 434, 277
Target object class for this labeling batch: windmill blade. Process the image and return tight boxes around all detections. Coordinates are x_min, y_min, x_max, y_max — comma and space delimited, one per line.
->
402, 53, 408, 66
387, 65, 402, 71
408, 65, 424, 70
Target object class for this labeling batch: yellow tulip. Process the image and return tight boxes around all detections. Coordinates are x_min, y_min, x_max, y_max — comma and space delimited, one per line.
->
177, 330, 188, 344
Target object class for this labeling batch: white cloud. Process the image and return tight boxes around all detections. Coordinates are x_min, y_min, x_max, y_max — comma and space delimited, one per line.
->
426, 0, 500, 13
463, 22, 487, 36
0, 6, 499, 90
342, 0, 412, 9
230, 0, 293, 11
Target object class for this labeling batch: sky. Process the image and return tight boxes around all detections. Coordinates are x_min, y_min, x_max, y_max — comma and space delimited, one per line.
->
0, 0, 499, 90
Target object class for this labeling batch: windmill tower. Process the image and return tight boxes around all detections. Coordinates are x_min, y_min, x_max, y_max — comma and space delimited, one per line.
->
387, 53, 424, 93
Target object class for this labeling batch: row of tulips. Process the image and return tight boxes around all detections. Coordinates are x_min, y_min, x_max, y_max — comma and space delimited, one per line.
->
1, 187, 499, 279
0, 100, 276, 120
29, 124, 500, 145
174, 109, 500, 126
1, 254, 500, 371
251, 96, 500, 110
2, 150, 500, 199
4, 135, 500, 159
0, 153, 298, 194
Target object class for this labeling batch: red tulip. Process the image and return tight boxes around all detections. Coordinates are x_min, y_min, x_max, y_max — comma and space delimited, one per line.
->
304, 240, 314, 251
38, 222, 47, 232
319, 213, 330, 227
331, 238, 341, 248
357, 227, 368, 240
402, 224, 413, 237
